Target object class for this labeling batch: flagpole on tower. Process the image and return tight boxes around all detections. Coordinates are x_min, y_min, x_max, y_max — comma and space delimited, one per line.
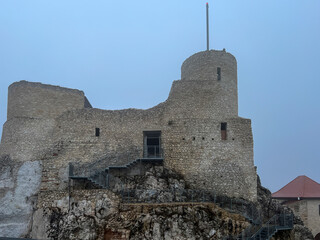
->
206, 2, 209, 51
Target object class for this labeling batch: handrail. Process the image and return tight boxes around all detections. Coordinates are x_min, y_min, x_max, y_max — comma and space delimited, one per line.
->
120, 188, 262, 226
250, 214, 277, 239
248, 212, 293, 240
70, 152, 136, 177
69, 158, 165, 189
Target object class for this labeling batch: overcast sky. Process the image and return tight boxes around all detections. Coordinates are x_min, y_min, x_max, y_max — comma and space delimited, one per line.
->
0, 0, 319, 193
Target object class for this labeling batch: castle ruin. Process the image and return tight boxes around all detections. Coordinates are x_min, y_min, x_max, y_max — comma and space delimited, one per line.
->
0, 49, 257, 204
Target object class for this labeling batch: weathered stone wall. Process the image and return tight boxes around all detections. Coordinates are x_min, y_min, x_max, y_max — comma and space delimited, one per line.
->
179, 50, 238, 118
0, 81, 92, 238
306, 200, 320, 237
163, 117, 256, 201
37, 104, 255, 201
287, 199, 320, 237
0, 117, 56, 161
7, 80, 86, 120
39, 106, 166, 191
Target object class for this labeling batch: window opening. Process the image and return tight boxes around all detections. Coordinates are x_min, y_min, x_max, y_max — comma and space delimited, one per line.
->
95, 128, 100, 137
217, 67, 221, 81
221, 123, 227, 140
143, 131, 161, 158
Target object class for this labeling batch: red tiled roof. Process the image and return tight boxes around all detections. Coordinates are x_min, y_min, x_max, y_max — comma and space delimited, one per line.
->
272, 175, 320, 199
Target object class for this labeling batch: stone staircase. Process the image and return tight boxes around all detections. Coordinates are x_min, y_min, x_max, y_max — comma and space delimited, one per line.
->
236, 213, 293, 240
69, 158, 163, 189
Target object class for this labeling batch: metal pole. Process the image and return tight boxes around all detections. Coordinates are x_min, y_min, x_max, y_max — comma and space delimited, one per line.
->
206, 2, 209, 51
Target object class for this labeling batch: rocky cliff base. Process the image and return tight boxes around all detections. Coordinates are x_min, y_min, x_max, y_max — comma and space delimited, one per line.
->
4, 164, 314, 240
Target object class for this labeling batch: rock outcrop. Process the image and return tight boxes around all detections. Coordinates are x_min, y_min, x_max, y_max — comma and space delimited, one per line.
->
1, 163, 314, 239
0, 155, 42, 237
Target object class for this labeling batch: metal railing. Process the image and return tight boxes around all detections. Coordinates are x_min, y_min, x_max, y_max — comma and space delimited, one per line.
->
69, 151, 141, 177
120, 188, 262, 224
69, 158, 165, 190
249, 213, 293, 240
234, 211, 293, 240
145, 145, 162, 158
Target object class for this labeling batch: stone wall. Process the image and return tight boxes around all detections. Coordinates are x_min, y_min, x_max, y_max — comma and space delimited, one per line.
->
179, 50, 238, 118
164, 117, 256, 200
288, 199, 320, 237
306, 200, 320, 237
7, 81, 86, 120
35, 99, 255, 201
0, 117, 56, 161
39, 106, 166, 191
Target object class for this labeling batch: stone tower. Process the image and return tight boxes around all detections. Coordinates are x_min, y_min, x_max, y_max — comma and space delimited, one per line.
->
167, 49, 238, 119
163, 50, 256, 201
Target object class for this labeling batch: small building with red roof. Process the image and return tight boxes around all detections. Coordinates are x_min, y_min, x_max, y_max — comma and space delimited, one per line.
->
272, 175, 320, 239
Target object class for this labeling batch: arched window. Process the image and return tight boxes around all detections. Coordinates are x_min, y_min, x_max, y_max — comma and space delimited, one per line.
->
315, 232, 320, 240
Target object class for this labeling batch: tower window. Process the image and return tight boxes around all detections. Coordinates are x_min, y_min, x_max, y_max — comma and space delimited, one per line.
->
221, 122, 227, 140
217, 67, 221, 81
95, 128, 100, 137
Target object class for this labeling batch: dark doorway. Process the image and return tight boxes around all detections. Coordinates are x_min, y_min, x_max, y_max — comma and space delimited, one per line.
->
315, 232, 320, 240
143, 131, 161, 158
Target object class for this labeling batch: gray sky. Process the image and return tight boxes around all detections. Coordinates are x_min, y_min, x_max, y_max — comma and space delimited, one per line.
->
0, 0, 319, 192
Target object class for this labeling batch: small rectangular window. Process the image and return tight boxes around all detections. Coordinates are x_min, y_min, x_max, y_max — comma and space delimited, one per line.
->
217, 67, 221, 81
95, 128, 100, 137
221, 122, 227, 140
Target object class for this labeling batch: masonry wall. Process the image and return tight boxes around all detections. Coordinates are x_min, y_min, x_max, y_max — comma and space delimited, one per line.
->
39, 98, 256, 201
307, 200, 320, 237
1, 81, 91, 162
0, 118, 56, 162
178, 50, 238, 118
163, 117, 256, 200
40, 106, 167, 191
287, 199, 320, 237
7, 81, 86, 120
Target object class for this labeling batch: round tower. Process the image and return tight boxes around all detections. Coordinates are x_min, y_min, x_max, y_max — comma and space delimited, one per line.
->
167, 49, 238, 119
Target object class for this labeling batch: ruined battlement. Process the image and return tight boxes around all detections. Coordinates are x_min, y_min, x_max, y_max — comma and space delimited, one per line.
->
7, 80, 91, 120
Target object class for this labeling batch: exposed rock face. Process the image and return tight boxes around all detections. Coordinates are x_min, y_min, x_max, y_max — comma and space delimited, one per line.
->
0, 157, 42, 237
29, 166, 249, 239
33, 193, 248, 240
0, 162, 314, 240
107, 204, 248, 240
